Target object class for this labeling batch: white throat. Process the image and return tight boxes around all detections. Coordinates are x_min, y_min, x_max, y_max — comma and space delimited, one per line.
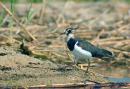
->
67, 33, 74, 41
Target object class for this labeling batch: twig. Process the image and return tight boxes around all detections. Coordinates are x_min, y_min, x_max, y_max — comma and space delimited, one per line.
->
88, 9, 109, 25
38, 0, 47, 24
98, 37, 125, 42
107, 47, 130, 55
9, 27, 14, 44
52, 0, 69, 33
0, 1, 36, 41
98, 39, 130, 46
117, 24, 129, 31
92, 29, 105, 43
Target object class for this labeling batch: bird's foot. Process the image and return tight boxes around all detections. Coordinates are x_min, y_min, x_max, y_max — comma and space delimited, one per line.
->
72, 64, 81, 70
77, 64, 91, 74
72, 64, 94, 74
77, 64, 88, 70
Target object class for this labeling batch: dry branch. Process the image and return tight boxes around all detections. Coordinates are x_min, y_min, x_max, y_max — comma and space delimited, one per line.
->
0, 1, 36, 41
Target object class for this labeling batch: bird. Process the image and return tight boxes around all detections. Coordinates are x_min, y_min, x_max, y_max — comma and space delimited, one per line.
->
63, 27, 114, 73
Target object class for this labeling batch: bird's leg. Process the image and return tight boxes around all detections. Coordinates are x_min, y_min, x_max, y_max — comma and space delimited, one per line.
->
86, 58, 90, 73
73, 58, 77, 65
72, 59, 81, 70
73, 59, 78, 68
73, 57, 85, 70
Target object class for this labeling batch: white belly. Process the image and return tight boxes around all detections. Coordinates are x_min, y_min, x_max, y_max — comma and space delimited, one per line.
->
72, 44, 92, 63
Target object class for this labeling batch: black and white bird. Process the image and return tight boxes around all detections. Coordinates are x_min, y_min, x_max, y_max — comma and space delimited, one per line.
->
64, 27, 114, 72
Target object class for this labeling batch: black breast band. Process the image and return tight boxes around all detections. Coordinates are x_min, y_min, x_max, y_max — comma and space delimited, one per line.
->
67, 38, 77, 51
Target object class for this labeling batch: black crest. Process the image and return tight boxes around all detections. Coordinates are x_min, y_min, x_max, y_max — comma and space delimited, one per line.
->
65, 28, 73, 35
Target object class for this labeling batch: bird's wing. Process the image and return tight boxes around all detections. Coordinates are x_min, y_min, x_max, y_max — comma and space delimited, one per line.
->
76, 39, 113, 58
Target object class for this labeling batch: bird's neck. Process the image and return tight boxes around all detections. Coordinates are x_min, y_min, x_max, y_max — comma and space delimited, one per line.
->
67, 33, 74, 41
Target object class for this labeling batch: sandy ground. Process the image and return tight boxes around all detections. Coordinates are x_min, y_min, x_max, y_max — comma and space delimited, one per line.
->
0, 46, 107, 86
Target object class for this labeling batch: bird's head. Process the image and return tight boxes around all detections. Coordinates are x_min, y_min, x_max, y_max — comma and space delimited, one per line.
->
60, 26, 78, 41
64, 27, 75, 36
63, 27, 78, 41
64, 26, 79, 36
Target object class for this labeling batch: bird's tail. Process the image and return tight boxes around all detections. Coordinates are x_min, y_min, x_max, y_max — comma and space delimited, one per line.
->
101, 49, 114, 58
100, 49, 115, 61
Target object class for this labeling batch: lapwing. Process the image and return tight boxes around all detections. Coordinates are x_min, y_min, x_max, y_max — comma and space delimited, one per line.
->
64, 27, 114, 73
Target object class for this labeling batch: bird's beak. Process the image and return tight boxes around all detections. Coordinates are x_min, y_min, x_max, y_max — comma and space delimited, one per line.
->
71, 26, 79, 32
60, 32, 65, 35
73, 26, 79, 30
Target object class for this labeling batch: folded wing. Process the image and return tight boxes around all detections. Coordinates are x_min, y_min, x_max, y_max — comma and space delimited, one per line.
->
76, 39, 114, 59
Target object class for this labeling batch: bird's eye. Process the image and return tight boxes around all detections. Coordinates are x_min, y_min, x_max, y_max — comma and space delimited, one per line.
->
68, 29, 72, 33
64, 28, 74, 35
67, 28, 72, 32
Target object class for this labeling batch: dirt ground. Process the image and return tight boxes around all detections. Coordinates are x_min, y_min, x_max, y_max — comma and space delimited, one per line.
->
0, 46, 107, 86
0, 1, 130, 86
